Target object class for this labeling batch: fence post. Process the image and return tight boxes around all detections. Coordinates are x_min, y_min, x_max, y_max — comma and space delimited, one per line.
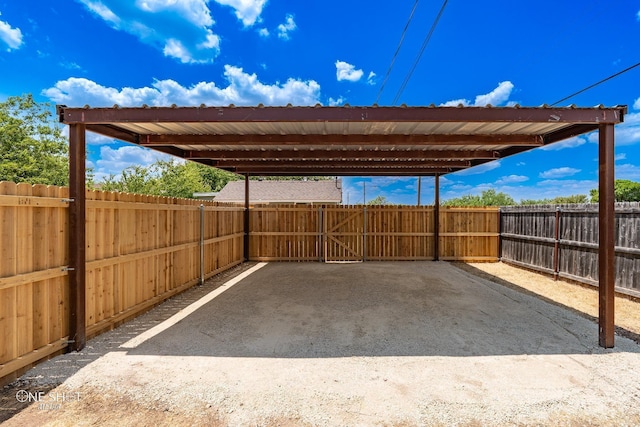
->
199, 204, 205, 285
318, 206, 323, 263
498, 208, 502, 261
244, 174, 250, 261
553, 207, 561, 280
363, 206, 367, 262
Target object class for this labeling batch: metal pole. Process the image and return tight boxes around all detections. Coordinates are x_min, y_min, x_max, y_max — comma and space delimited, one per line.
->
433, 174, 440, 261
417, 176, 421, 206
363, 181, 366, 204
68, 124, 86, 352
199, 204, 205, 285
598, 123, 615, 348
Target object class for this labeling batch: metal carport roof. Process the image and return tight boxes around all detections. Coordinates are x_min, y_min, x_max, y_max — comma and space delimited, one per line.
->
58, 104, 626, 351
58, 105, 625, 176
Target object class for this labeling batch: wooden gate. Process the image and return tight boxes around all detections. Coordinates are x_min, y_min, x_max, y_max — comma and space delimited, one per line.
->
323, 206, 365, 262
248, 205, 498, 262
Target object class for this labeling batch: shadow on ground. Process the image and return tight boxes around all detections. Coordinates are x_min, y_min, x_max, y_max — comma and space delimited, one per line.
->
126, 262, 640, 359
454, 262, 640, 345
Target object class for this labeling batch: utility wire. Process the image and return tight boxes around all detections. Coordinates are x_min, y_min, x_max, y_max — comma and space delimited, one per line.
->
550, 60, 640, 106
392, 0, 449, 105
374, 0, 420, 105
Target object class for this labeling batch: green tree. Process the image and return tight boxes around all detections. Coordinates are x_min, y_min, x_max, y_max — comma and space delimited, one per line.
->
99, 160, 211, 198
520, 194, 589, 205
590, 180, 640, 202
0, 94, 68, 185
367, 195, 389, 205
196, 164, 240, 191
443, 189, 515, 207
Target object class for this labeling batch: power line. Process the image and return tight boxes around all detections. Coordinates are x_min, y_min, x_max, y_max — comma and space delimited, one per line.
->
550, 60, 640, 106
374, 0, 421, 105
392, 0, 449, 105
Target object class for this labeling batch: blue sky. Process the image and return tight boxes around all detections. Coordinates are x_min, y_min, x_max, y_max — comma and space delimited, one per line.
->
1, 0, 639, 204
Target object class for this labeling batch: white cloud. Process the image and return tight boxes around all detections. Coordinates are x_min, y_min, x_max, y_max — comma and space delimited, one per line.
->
78, 0, 220, 63
277, 14, 296, 40
328, 96, 345, 106
637, 10, 640, 20
0, 12, 24, 51
335, 60, 364, 82
82, 1, 120, 24
615, 153, 627, 161
215, 0, 267, 26
634, 97, 640, 110
452, 160, 501, 176
617, 163, 640, 180
495, 175, 529, 185
540, 136, 586, 151
258, 27, 269, 37
440, 98, 468, 107
473, 81, 514, 106
44, 65, 321, 106
94, 145, 174, 182
367, 71, 376, 86
440, 81, 514, 107
59, 61, 83, 71
586, 111, 640, 146
539, 167, 581, 179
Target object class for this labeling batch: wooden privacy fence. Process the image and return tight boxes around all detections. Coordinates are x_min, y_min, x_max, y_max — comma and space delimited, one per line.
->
249, 205, 499, 262
500, 204, 640, 297
0, 182, 244, 384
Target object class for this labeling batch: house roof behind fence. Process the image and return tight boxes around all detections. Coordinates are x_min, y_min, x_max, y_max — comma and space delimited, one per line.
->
215, 179, 342, 203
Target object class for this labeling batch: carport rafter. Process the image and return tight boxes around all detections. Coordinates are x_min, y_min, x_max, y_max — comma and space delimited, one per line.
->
137, 133, 544, 147
185, 149, 500, 160
59, 104, 626, 350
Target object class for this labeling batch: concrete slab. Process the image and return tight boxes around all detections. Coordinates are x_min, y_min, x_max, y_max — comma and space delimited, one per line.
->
6, 262, 640, 426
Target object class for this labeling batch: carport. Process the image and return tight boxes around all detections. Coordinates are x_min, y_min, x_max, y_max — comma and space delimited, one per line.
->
58, 104, 626, 350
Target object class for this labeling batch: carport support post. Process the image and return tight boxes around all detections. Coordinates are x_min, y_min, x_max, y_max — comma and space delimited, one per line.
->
244, 174, 250, 261
433, 174, 440, 261
598, 123, 615, 348
68, 124, 86, 352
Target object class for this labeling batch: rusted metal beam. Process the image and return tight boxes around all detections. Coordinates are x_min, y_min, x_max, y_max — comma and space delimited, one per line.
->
598, 123, 615, 348
220, 169, 454, 177
85, 124, 139, 144
68, 124, 86, 352
543, 124, 599, 145
143, 146, 188, 158
225, 167, 461, 176
59, 105, 627, 125
209, 160, 471, 169
186, 149, 500, 160
142, 133, 543, 146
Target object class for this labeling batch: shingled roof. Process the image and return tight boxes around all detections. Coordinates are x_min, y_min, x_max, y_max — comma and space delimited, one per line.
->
214, 179, 342, 204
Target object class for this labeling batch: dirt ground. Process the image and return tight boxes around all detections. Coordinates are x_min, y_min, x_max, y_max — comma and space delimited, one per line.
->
2, 261, 640, 426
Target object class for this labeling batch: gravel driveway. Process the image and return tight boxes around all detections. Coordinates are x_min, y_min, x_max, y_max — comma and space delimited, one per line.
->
3, 261, 640, 426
